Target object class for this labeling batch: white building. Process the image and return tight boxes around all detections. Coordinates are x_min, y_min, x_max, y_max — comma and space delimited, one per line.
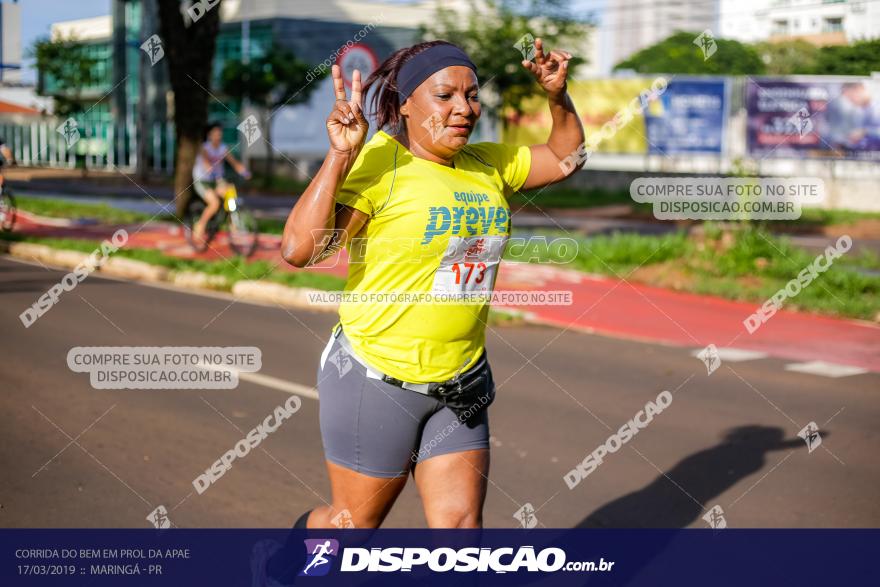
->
50, 15, 112, 42
47, 0, 599, 154
601, 0, 719, 72
719, 0, 880, 45
0, 0, 21, 83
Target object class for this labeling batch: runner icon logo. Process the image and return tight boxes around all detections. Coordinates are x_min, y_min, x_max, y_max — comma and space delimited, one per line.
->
328, 347, 353, 378
696, 344, 721, 375
693, 29, 717, 60
702, 505, 727, 529
514, 503, 538, 529
300, 539, 339, 577
146, 505, 171, 529
787, 108, 814, 137
798, 421, 822, 453
331, 509, 356, 529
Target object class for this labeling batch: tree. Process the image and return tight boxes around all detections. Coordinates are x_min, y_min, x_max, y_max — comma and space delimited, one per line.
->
156, 0, 222, 218
219, 44, 324, 186
422, 0, 591, 127
753, 40, 820, 75
614, 32, 765, 75
812, 38, 880, 76
30, 35, 100, 117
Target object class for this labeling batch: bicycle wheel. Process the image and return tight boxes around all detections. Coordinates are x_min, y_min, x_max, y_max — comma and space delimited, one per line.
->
183, 201, 208, 252
227, 209, 258, 257
0, 188, 16, 232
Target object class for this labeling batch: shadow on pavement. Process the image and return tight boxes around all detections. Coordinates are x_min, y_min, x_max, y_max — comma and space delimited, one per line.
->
572, 425, 820, 586
577, 425, 811, 529
248, 426, 820, 587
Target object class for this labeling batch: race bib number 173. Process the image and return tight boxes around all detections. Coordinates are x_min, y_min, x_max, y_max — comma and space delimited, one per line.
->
431, 235, 507, 295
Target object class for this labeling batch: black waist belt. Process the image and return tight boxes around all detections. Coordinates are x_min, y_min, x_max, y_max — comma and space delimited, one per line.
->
333, 327, 495, 418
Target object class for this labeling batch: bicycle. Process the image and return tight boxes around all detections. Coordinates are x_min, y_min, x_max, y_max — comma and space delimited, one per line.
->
0, 184, 15, 232
184, 175, 258, 257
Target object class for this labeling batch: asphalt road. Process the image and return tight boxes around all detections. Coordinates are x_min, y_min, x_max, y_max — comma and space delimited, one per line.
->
1, 255, 878, 529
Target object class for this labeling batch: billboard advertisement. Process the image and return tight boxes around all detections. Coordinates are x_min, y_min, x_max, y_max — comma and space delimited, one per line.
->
746, 78, 880, 161
644, 79, 727, 154
502, 79, 657, 153
502, 78, 727, 156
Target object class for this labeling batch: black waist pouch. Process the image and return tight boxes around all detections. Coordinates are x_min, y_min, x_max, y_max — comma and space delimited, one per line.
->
428, 354, 496, 426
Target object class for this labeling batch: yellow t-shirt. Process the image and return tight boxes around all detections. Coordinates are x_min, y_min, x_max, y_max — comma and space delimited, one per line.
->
335, 130, 531, 384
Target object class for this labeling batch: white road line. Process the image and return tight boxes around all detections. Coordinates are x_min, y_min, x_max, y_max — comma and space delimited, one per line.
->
196, 362, 319, 400
784, 361, 869, 378
8, 256, 324, 398
238, 371, 319, 400
690, 347, 768, 362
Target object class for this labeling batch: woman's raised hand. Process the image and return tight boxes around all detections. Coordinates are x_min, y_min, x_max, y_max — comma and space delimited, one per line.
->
326, 65, 369, 155
521, 38, 572, 99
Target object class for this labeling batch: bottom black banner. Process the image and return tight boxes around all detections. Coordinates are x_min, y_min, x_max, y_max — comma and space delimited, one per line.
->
2, 529, 876, 586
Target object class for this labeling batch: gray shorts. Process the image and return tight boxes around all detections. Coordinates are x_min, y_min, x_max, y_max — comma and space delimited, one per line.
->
192, 178, 219, 200
317, 329, 492, 478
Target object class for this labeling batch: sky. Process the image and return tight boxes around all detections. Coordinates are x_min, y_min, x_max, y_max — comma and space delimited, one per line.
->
17, 0, 111, 83
12, 0, 603, 84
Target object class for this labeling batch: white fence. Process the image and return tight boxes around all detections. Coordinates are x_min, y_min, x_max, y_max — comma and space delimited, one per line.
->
0, 119, 176, 174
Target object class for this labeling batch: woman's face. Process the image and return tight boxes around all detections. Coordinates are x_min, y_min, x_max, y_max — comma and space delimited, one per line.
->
400, 66, 481, 160
207, 127, 222, 144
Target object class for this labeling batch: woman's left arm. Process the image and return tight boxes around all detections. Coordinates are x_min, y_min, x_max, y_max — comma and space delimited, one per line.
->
224, 149, 248, 175
520, 38, 585, 191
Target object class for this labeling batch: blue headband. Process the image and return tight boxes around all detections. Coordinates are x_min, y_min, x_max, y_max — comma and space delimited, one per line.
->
396, 44, 478, 104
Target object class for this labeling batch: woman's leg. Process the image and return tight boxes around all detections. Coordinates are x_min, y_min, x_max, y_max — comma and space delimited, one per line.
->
308, 331, 439, 528
194, 188, 219, 239
414, 448, 489, 528
411, 364, 494, 529
306, 462, 409, 529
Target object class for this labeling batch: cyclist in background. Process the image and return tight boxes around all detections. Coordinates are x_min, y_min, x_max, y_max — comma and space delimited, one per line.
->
191, 122, 248, 244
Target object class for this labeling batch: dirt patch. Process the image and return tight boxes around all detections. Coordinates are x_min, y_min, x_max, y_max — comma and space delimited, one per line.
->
736, 274, 764, 290
628, 261, 697, 291
821, 219, 880, 240
540, 205, 635, 218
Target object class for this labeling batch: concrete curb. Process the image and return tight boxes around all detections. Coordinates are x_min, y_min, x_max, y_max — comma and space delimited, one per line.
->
4, 241, 524, 322
170, 271, 230, 291
8, 242, 87, 268
3, 242, 339, 313
101, 257, 169, 282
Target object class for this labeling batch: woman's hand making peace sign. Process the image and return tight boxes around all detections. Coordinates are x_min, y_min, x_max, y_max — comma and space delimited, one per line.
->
326, 65, 369, 155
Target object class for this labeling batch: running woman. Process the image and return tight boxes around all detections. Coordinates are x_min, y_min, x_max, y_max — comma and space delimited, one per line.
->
281, 39, 584, 529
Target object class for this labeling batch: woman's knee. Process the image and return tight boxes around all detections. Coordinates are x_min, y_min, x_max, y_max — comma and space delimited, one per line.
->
342, 507, 384, 529
427, 503, 482, 529
320, 461, 408, 529
315, 502, 384, 529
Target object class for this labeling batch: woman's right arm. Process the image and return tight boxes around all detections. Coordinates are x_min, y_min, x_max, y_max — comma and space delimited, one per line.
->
281, 65, 370, 268
194, 146, 210, 175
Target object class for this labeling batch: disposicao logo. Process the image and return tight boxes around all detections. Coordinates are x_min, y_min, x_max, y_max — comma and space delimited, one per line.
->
300, 539, 339, 577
